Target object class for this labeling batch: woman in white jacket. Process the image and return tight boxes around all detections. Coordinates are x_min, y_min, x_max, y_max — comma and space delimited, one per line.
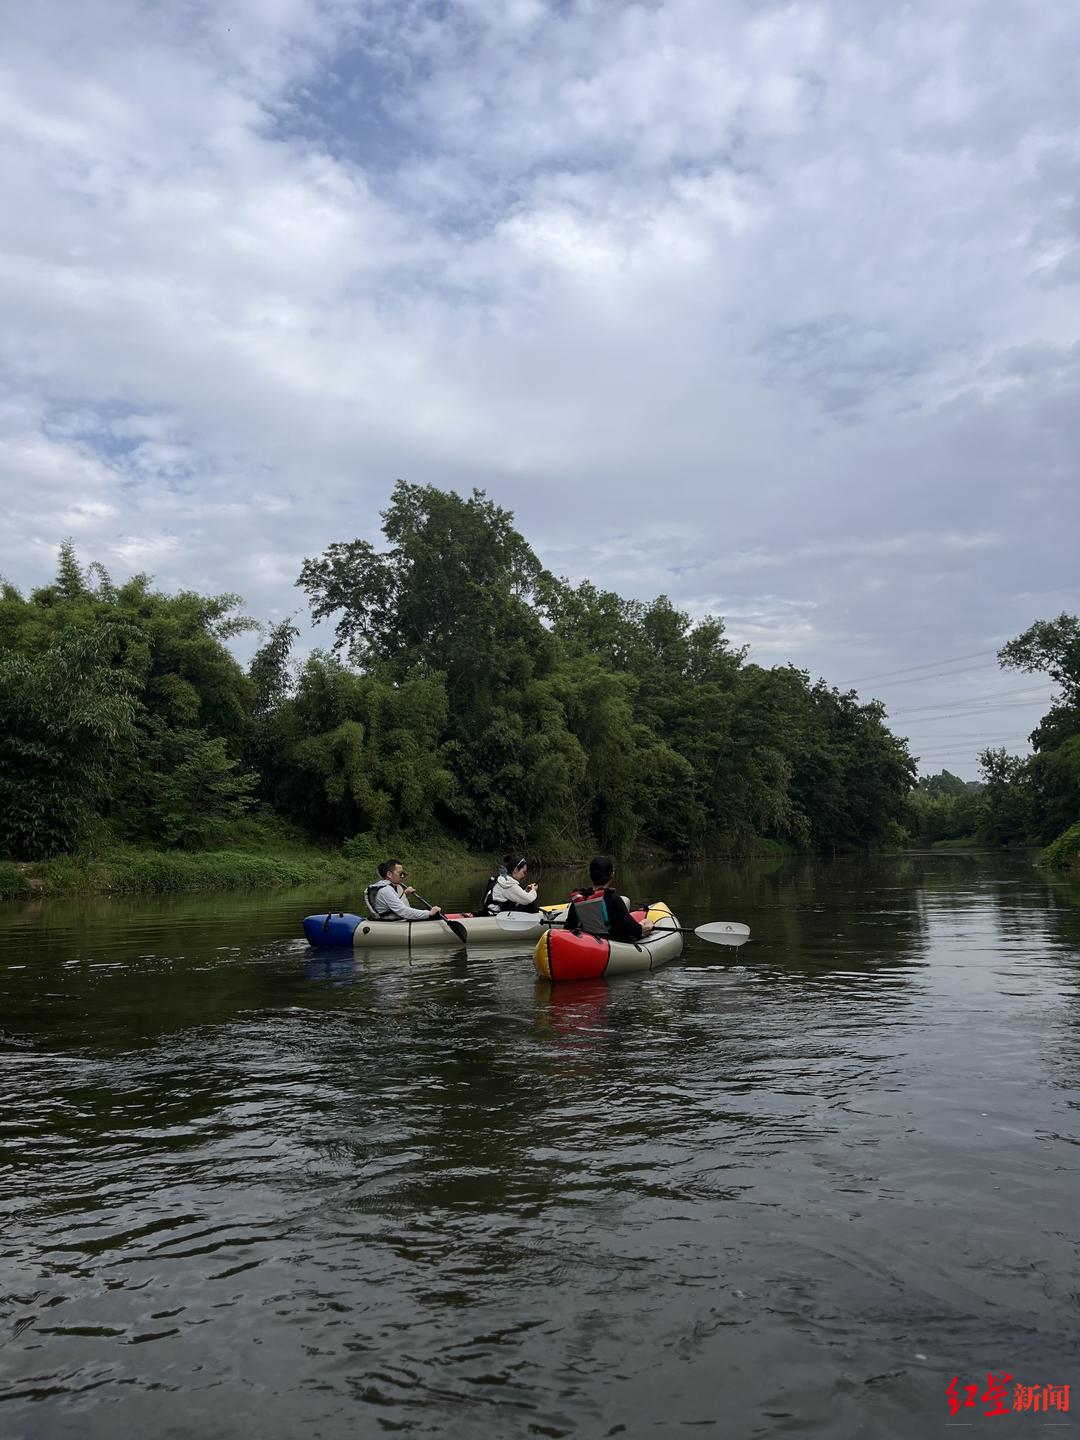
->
483, 855, 540, 914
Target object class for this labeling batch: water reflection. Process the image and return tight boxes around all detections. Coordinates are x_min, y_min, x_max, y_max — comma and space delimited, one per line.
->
1, 854, 1078, 1439
534, 977, 612, 1041
305, 954, 358, 986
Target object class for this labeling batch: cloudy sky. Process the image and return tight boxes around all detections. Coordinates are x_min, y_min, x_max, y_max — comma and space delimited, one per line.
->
2, 0, 1078, 776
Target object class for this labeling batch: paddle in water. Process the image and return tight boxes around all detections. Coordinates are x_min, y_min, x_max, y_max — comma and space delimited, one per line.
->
410, 891, 468, 946
496, 912, 750, 947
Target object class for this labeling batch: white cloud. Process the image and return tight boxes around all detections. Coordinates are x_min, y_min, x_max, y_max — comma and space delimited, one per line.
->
0, 0, 1078, 774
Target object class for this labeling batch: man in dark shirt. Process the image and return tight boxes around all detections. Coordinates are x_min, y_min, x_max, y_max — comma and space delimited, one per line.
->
565, 855, 654, 942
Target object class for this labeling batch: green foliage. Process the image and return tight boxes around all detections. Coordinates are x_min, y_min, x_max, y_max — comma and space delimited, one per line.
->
0, 862, 33, 898
907, 781, 985, 845
3, 520, 923, 875
295, 492, 919, 857
999, 615, 1080, 708
297, 481, 556, 718
0, 623, 139, 858
14, 847, 351, 895
262, 652, 454, 841
977, 747, 1037, 846
249, 617, 298, 717
55, 538, 88, 600
966, 614, 1080, 848
1027, 732, 1080, 844
2, 557, 256, 742
142, 728, 258, 848
1042, 821, 1080, 873
917, 769, 970, 799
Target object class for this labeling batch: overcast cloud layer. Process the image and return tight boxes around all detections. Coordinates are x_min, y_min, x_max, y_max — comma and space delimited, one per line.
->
2, 0, 1078, 776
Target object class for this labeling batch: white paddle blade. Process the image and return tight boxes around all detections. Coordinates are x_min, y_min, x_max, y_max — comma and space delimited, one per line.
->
694, 921, 751, 947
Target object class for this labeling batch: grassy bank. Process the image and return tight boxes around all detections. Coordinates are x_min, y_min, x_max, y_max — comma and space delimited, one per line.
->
0, 836, 487, 900
1041, 821, 1080, 875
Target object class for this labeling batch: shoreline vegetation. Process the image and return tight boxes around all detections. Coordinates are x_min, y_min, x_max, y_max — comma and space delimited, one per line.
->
2, 486, 1077, 892
2, 835, 1074, 903
0, 834, 797, 901
0, 840, 480, 901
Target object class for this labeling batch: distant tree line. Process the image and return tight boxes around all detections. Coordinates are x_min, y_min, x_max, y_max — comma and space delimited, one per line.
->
905, 769, 987, 845
1, 483, 920, 862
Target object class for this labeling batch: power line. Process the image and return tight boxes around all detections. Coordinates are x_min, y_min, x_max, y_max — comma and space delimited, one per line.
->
908, 747, 1029, 756
915, 747, 1031, 758
846, 648, 1001, 684
889, 689, 1051, 719
860, 661, 1003, 689
903, 725, 1037, 737
910, 743, 1036, 754
897, 715, 1042, 728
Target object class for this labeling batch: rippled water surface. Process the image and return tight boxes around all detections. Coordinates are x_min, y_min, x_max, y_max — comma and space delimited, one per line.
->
2, 854, 1079, 1438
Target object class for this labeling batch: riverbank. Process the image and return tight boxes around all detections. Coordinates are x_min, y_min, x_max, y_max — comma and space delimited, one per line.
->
0, 838, 488, 900
1042, 821, 1080, 875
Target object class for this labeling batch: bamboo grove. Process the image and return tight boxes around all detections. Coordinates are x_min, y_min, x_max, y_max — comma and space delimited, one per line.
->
2, 483, 1072, 865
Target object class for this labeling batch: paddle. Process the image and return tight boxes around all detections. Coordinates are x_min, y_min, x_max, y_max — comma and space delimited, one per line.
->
408, 890, 468, 946
496, 912, 751, 947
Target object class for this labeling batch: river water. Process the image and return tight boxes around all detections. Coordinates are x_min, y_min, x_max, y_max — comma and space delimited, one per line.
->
1, 854, 1078, 1438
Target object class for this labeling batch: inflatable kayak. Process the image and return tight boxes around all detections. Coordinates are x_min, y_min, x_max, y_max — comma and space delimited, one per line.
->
303, 912, 463, 950
456, 905, 568, 944
303, 905, 568, 950
534, 902, 683, 981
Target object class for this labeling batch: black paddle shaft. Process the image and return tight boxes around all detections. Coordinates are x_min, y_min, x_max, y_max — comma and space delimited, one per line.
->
409, 890, 467, 945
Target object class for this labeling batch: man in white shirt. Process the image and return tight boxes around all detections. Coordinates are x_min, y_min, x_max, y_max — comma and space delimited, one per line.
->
366, 860, 443, 921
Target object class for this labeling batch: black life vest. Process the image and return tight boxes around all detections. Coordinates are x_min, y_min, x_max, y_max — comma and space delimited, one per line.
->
366, 880, 404, 920
480, 875, 499, 915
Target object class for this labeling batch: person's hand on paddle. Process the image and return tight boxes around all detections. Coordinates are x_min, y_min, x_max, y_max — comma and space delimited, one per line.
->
404, 886, 416, 896
641, 918, 654, 935
428, 905, 442, 917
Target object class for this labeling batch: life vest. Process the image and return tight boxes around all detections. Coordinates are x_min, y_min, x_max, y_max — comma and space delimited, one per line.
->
483, 872, 537, 914
569, 886, 610, 936
366, 880, 404, 920
480, 875, 499, 915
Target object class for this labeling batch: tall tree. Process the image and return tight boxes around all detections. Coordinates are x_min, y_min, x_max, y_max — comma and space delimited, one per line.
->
0, 624, 139, 858
249, 617, 299, 718
297, 481, 555, 713
999, 614, 1080, 707
991, 614, 1080, 846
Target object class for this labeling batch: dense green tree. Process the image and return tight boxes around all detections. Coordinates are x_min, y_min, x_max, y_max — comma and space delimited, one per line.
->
262, 653, 454, 842
999, 614, 1080, 707
0, 623, 139, 858
249, 617, 299, 718
1028, 736, 1080, 845
2, 560, 256, 744
905, 770, 986, 844
977, 747, 1036, 847
981, 614, 1080, 848
297, 481, 557, 721
55, 538, 88, 601
1, 519, 925, 862
0, 551, 258, 856
141, 727, 258, 849
916, 769, 969, 799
